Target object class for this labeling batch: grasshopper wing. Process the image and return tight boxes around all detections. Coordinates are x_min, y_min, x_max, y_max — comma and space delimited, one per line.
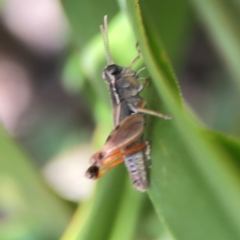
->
103, 113, 145, 156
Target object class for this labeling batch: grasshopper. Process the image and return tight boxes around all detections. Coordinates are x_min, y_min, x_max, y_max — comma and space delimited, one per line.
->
85, 16, 171, 191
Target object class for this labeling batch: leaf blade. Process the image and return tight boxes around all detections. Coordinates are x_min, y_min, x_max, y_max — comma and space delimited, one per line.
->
126, 1, 240, 239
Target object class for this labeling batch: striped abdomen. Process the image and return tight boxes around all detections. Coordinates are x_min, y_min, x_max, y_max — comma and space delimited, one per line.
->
124, 140, 150, 191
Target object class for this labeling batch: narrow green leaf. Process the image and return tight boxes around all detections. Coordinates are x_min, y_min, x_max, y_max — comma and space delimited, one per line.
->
108, 182, 145, 240
0, 127, 72, 239
78, 166, 128, 240
126, 0, 240, 239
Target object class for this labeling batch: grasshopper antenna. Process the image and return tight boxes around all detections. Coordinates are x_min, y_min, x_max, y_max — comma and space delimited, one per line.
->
100, 15, 113, 65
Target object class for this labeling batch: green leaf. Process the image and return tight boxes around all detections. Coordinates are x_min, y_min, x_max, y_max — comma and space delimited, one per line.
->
0, 127, 72, 240
126, 1, 240, 240
190, 0, 240, 90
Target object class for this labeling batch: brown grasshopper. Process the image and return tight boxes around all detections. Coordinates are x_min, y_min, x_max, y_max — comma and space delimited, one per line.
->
85, 16, 171, 191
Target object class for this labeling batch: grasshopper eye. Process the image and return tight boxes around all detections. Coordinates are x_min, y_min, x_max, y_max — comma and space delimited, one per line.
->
107, 64, 122, 75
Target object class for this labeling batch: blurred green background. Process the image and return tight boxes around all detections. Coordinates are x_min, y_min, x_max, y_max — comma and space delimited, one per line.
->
0, 0, 240, 239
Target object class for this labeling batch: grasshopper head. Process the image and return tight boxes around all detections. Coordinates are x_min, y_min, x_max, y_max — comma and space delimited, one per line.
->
102, 64, 124, 84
